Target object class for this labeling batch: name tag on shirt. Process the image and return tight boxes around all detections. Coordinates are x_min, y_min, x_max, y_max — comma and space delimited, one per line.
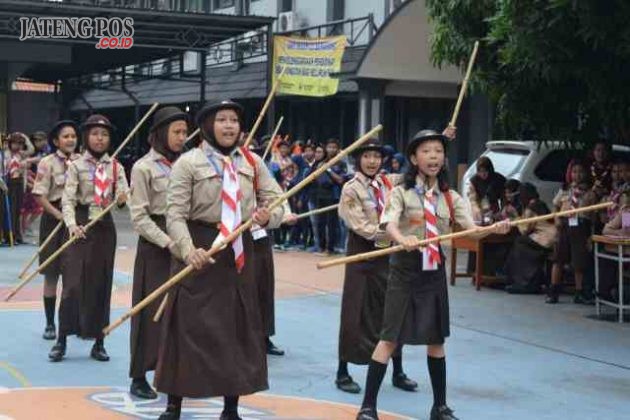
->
88, 204, 101, 221
622, 211, 630, 229
568, 216, 579, 227
252, 226, 268, 240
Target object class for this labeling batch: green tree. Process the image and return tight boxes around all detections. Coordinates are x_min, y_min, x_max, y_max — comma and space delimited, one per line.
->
426, 0, 630, 145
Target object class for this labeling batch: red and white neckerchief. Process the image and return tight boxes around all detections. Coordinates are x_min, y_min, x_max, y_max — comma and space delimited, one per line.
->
8, 153, 22, 179
90, 156, 112, 207
421, 186, 441, 271
370, 179, 386, 217
216, 155, 245, 273
570, 185, 583, 209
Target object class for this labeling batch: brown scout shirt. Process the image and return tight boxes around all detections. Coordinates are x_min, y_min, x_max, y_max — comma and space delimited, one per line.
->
32, 150, 80, 203
128, 148, 172, 249
518, 208, 558, 249
381, 178, 476, 238
62, 151, 130, 228
167, 142, 285, 261
552, 183, 597, 220
338, 172, 402, 241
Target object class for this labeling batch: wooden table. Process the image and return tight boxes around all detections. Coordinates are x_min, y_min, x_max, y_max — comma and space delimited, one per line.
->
592, 235, 630, 323
450, 230, 517, 290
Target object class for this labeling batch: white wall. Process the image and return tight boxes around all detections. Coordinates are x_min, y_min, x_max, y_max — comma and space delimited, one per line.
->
345, 0, 384, 25
293, 0, 328, 29
249, 0, 277, 17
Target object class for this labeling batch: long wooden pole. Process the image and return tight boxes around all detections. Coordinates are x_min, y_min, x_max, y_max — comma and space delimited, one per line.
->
449, 41, 480, 128
4, 200, 118, 301
242, 67, 287, 149
317, 201, 613, 270
291, 203, 339, 222
17, 221, 63, 279
261, 116, 284, 161
112, 103, 159, 158
104, 124, 383, 335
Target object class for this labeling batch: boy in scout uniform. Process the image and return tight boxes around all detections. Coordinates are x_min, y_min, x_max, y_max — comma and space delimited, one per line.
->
128, 106, 189, 399
336, 138, 417, 394
154, 100, 285, 420
50, 114, 129, 363
32, 120, 80, 341
356, 129, 511, 420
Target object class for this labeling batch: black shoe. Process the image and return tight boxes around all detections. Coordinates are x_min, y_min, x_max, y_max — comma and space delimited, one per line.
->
266, 339, 285, 356
90, 343, 110, 362
430, 405, 459, 420
574, 292, 594, 305
48, 342, 66, 362
392, 372, 418, 392
130, 378, 158, 399
545, 294, 559, 304
335, 374, 361, 394
356, 407, 379, 420
43, 324, 56, 340
219, 412, 242, 420
158, 411, 180, 420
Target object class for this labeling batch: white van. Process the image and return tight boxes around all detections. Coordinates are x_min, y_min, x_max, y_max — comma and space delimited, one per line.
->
460, 141, 630, 207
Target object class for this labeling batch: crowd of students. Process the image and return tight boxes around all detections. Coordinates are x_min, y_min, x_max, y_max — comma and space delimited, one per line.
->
466, 140, 630, 303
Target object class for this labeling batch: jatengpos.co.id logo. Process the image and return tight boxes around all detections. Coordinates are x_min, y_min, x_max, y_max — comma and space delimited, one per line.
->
19, 17, 134, 49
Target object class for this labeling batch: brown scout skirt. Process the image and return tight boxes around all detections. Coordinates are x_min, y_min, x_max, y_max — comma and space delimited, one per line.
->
254, 234, 275, 337
154, 221, 268, 398
553, 218, 592, 271
339, 231, 389, 365
39, 200, 67, 277
7, 178, 24, 242
129, 215, 170, 379
58, 204, 116, 339
381, 249, 449, 345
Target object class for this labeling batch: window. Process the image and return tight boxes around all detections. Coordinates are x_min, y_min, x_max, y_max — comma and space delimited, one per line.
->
480, 148, 529, 179
534, 150, 574, 183
279, 0, 293, 12
214, 0, 234, 9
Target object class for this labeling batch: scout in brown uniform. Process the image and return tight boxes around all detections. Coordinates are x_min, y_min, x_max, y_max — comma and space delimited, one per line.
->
155, 100, 285, 420
356, 129, 511, 420
336, 138, 417, 394
128, 107, 189, 399
32, 120, 80, 340
49, 114, 129, 362
5, 133, 27, 244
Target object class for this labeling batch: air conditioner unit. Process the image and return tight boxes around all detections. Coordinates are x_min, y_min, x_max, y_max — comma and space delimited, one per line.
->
278, 11, 297, 32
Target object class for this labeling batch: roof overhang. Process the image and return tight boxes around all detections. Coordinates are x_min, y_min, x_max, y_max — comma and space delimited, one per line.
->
355, 0, 461, 86
0, 0, 274, 82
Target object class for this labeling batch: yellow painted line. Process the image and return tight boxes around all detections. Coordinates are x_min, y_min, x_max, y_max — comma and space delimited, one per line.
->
0, 361, 31, 388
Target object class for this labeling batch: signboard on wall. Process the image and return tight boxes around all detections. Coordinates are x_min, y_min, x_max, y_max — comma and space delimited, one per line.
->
272, 35, 347, 97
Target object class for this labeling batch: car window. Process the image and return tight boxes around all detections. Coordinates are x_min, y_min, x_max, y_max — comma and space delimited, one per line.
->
478, 148, 529, 179
534, 150, 575, 182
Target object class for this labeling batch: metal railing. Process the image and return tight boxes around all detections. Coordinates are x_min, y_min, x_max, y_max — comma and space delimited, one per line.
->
68, 14, 376, 88
35, 0, 211, 13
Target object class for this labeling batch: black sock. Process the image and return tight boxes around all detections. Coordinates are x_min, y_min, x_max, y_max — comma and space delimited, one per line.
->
43, 296, 56, 326
428, 356, 446, 407
392, 354, 403, 376
132, 376, 147, 385
166, 394, 182, 413
223, 396, 239, 414
95, 337, 104, 347
57, 334, 66, 346
360, 360, 387, 410
337, 360, 349, 378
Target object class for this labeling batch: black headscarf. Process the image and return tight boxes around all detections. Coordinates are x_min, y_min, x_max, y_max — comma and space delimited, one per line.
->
470, 156, 506, 210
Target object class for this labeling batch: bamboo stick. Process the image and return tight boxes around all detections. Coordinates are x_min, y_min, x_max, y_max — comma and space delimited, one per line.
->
449, 41, 480, 128
112, 103, 159, 158
103, 124, 383, 336
18, 221, 63, 279
317, 201, 613, 270
4, 200, 118, 301
152, 292, 169, 322
242, 67, 287, 149
291, 203, 339, 222
261, 116, 284, 161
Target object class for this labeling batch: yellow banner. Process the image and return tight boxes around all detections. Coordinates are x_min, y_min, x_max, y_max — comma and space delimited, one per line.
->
273, 35, 347, 97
